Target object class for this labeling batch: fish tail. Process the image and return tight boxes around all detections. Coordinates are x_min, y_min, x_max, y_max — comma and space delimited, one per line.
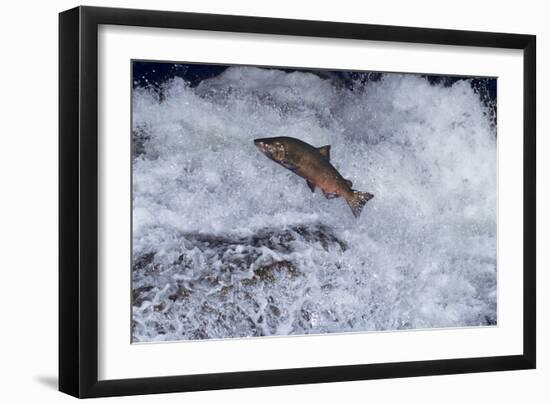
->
347, 191, 374, 218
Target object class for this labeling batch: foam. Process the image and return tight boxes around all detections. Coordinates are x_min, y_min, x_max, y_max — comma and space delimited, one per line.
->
131, 66, 496, 342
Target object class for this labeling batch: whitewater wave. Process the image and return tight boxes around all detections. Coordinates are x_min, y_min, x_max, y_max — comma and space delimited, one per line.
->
131, 66, 497, 342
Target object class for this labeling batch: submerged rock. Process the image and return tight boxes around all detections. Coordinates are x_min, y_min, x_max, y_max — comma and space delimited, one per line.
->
131, 224, 346, 342
132, 124, 151, 158
132, 224, 346, 278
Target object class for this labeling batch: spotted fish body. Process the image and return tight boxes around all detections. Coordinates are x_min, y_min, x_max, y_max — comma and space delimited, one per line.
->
254, 136, 374, 218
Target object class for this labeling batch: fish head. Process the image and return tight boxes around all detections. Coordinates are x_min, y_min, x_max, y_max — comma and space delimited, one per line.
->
254, 137, 287, 162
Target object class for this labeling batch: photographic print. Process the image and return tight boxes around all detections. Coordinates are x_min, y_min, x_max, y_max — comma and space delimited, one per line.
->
131, 60, 497, 343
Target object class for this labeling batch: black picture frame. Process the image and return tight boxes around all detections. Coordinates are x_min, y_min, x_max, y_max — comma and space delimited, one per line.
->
59, 5, 536, 398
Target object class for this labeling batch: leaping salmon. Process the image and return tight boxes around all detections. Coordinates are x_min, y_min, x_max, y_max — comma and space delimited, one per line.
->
254, 136, 374, 218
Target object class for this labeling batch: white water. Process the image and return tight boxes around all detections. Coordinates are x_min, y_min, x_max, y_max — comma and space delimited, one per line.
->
131, 66, 497, 342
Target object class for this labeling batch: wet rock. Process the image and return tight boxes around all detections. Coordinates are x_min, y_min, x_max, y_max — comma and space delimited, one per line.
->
484, 315, 497, 326
132, 223, 346, 341
243, 260, 299, 286
132, 285, 154, 306
168, 286, 192, 302
133, 252, 155, 272
132, 124, 151, 158
180, 224, 346, 256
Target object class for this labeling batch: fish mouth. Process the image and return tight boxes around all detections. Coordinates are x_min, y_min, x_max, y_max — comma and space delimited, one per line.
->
254, 139, 268, 153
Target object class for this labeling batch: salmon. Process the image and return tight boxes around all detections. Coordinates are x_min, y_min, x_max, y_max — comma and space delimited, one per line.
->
254, 136, 374, 218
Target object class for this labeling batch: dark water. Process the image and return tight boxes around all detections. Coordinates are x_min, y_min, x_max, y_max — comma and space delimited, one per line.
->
133, 60, 496, 104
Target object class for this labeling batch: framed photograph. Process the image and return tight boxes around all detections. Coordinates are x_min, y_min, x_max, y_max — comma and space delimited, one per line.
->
59, 6, 536, 398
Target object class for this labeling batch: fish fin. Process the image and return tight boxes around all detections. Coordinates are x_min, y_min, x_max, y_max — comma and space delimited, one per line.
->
345, 179, 353, 189
317, 145, 331, 161
281, 161, 299, 171
306, 180, 316, 193
347, 191, 374, 218
323, 190, 340, 199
